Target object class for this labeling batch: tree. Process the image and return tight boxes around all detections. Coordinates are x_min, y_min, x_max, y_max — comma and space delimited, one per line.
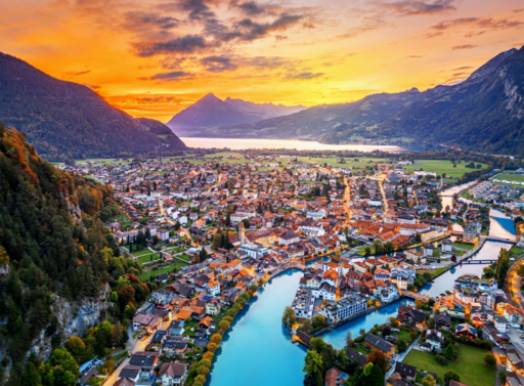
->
311, 314, 328, 332
444, 371, 460, 385
495, 248, 510, 288
367, 350, 387, 372
353, 363, 384, 386
397, 339, 407, 352
42, 348, 80, 386
64, 336, 87, 364
282, 307, 296, 329
421, 374, 437, 386
443, 343, 459, 362
304, 350, 324, 386
484, 353, 496, 368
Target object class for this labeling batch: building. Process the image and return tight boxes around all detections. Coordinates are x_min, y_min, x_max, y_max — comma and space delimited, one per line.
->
319, 294, 367, 324
158, 361, 188, 386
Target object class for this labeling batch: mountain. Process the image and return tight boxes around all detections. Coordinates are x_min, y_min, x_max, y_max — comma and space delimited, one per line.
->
0, 124, 147, 381
206, 45, 524, 156
166, 93, 303, 136
0, 52, 186, 161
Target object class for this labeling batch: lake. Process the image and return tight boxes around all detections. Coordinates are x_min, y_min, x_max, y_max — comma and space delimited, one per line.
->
180, 137, 403, 153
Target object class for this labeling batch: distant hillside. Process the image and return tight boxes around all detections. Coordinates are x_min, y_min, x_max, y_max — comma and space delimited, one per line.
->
0, 52, 186, 161
201, 45, 524, 156
167, 93, 303, 136
0, 124, 145, 373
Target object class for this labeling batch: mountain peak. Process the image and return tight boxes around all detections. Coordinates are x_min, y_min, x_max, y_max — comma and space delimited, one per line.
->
167, 94, 303, 133
468, 47, 519, 81
200, 93, 222, 103
0, 52, 186, 161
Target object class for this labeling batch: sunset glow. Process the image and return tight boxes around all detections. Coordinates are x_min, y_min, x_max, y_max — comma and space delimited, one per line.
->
1, 0, 523, 121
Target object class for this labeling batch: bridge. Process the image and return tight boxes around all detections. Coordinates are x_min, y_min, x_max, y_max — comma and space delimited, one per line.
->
460, 259, 497, 265
486, 236, 515, 244
400, 290, 430, 302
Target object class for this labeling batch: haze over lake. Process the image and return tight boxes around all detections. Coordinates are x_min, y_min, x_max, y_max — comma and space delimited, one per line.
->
180, 137, 403, 152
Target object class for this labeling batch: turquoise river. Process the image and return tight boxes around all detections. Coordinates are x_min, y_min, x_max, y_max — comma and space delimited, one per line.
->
209, 218, 515, 386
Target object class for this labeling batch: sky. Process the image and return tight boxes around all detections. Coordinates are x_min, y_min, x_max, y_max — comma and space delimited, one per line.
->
1, 0, 523, 122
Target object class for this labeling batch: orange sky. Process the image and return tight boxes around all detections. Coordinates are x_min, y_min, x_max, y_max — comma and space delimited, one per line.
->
1, 0, 523, 122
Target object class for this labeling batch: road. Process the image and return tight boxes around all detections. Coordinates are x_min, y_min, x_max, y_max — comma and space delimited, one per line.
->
342, 175, 352, 228
102, 316, 173, 386
385, 337, 420, 379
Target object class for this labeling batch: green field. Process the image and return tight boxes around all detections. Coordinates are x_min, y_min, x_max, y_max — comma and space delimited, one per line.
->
405, 160, 487, 180
139, 258, 189, 281
76, 158, 131, 166
133, 248, 161, 264
185, 151, 249, 165
295, 156, 388, 170
404, 345, 496, 386
452, 242, 474, 250
491, 172, 524, 185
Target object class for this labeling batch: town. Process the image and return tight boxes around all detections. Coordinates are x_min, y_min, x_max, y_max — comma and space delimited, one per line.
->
60, 152, 524, 386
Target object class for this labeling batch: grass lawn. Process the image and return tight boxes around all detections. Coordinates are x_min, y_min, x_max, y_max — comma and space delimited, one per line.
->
491, 172, 524, 185
404, 345, 496, 386
204, 151, 248, 164
296, 156, 388, 170
405, 160, 487, 180
452, 242, 474, 250
510, 246, 524, 257
136, 253, 161, 264
417, 266, 449, 279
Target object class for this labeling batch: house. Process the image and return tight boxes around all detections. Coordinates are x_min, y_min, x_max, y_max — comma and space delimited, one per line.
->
495, 316, 509, 334
346, 347, 367, 366
365, 334, 395, 357
397, 306, 426, 330
435, 312, 452, 330
324, 367, 349, 386
394, 362, 416, 382
114, 378, 136, 386
132, 313, 160, 333
119, 366, 141, 383
129, 351, 159, 371
424, 330, 444, 352
158, 361, 188, 386
455, 323, 477, 339
205, 299, 221, 316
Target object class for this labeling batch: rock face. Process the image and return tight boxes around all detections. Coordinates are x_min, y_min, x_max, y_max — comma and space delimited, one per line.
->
167, 93, 303, 136
191, 46, 524, 156
0, 52, 186, 161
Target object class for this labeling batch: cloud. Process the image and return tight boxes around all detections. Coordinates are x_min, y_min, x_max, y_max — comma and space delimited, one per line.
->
129, 1, 306, 60
245, 56, 289, 68
201, 55, 238, 72
452, 44, 477, 50
233, 1, 272, 16
453, 65, 473, 71
381, 0, 455, 16
233, 13, 303, 41
425, 16, 524, 38
123, 11, 178, 33
148, 70, 193, 80
134, 34, 208, 56
430, 16, 523, 31
339, 16, 383, 38
64, 70, 91, 76
285, 71, 323, 80
177, 0, 216, 21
